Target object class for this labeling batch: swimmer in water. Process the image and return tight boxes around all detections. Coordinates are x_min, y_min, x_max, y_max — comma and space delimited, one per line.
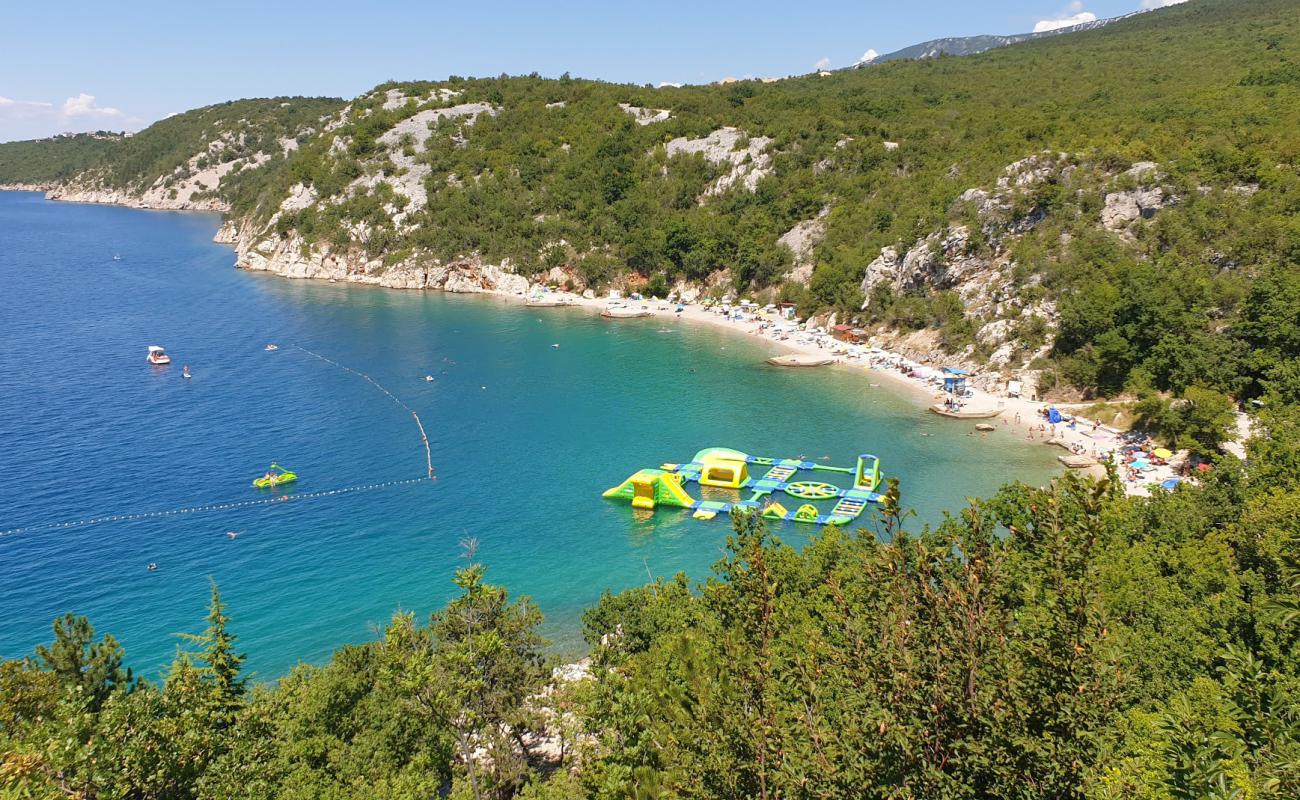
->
147, 562, 157, 571
226, 531, 239, 539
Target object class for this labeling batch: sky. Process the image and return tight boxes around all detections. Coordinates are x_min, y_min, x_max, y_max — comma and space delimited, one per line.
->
1, 0, 1189, 142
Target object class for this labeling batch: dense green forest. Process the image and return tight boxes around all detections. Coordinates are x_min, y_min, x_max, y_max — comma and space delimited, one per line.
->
0, 134, 117, 184
5, 385, 1300, 798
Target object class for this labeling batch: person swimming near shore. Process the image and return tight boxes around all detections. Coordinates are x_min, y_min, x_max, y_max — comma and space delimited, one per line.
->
226, 531, 239, 539
147, 562, 157, 571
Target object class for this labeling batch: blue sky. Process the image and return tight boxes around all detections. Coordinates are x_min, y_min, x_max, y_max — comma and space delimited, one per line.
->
1, 0, 1187, 142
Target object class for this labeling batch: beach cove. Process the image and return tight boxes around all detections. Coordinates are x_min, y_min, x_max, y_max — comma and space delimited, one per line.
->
0, 191, 1060, 678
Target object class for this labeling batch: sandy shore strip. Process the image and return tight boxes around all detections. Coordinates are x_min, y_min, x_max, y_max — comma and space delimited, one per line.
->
510, 290, 1181, 497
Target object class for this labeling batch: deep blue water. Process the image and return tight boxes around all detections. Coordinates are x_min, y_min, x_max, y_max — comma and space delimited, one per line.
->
0, 191, 1059, 679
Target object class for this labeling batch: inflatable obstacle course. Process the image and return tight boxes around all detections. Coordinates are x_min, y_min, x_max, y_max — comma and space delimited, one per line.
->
603, 447, 886, 526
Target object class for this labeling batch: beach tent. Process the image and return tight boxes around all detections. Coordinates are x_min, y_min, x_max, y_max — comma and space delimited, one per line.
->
1048, 407, 1063, 424
941, 367, 969, 395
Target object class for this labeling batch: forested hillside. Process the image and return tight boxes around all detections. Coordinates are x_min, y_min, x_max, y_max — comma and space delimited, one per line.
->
0, 97, 343, 211
4, 0, 1296, 402
0, 133, 117, 184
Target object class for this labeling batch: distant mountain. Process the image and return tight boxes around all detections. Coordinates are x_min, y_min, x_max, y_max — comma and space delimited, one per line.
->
860, 12, 1135, 65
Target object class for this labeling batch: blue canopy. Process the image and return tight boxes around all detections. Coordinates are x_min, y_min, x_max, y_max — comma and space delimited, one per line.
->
1048, 407, 1063, 424
942, 367, 968, 375
1160, 478, 1182, 490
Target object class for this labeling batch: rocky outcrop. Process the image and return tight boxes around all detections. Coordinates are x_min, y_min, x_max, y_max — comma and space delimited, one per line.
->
1100, 161, 1177, 231
619, 103, 671, 125
856, 152, 1174, 373
778, 207, 829, 284
662, 127, 773, 197
45, 185, 230, 212
218, 218, 531, 295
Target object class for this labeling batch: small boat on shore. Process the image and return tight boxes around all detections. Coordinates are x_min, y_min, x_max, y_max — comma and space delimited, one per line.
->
929, 404, 1003, 419
766, 354, 835, 367
146, 345, 171, 365
601, 304, 652, 319
525, 296, 574, 307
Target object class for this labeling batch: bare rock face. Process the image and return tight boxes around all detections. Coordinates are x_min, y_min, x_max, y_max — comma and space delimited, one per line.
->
1100, 162, 1176, 231
778, 207, 830, 283
619, 103, 671, 125
1102, 186, 1172, 230
662, 128, 773, 197
860, 246, 901, 297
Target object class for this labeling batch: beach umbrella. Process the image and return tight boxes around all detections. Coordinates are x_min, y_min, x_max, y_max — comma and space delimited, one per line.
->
1153, 447, 1173, 459
1131, 459, 1150, 470
1160, 478, 1181, 490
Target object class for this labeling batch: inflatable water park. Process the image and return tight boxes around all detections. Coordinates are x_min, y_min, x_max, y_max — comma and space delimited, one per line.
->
603, 447, 885, 526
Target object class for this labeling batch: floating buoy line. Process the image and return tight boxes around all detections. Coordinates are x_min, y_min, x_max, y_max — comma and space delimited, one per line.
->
0, 477, 432, 539
1, 345, 438, 539
291, 344, 435, 480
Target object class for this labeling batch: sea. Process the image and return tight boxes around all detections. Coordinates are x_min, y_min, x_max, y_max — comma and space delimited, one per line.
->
0, 190, 1060, 679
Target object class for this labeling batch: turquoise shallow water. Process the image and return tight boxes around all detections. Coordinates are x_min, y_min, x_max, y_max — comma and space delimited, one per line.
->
0, 191, 1060, 679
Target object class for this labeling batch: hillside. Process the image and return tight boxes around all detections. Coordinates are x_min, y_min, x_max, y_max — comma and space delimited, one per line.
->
0, 97, 343, 212
3, 0, 1299, 404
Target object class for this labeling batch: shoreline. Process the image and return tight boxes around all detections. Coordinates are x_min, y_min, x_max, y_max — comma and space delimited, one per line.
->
3, 187, 1160, 495
507, 291, 1180, 496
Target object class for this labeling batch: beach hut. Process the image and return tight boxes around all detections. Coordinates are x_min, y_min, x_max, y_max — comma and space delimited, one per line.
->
778, 302, 797, 320
831, 324, 854, 342
942, 367, 969, 396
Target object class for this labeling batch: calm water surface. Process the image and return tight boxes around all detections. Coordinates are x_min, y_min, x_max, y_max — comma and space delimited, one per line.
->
0, 191, 1059, 678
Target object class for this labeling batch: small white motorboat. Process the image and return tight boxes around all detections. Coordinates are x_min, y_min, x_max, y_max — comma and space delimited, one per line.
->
265, 344, 279, 351
147, 345, 171, 365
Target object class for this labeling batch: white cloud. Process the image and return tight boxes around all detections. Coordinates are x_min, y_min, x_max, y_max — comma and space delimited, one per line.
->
1139, 0, 1187, 9
61, 93, 123, 118
859, 48, 880, 64
1033, 12, 1097, 32
0, 91, 140, 141
657, 81, 682, 88
814, 56, 832, 70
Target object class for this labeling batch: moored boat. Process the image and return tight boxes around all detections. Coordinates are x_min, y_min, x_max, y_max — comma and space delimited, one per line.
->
928, 404, 1003, 419
600, 303, 652, 319
146, 345, 171, 365
766, 354, 835, 367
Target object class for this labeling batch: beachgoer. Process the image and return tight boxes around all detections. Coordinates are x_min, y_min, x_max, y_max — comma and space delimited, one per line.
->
148, 562, 157, 571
